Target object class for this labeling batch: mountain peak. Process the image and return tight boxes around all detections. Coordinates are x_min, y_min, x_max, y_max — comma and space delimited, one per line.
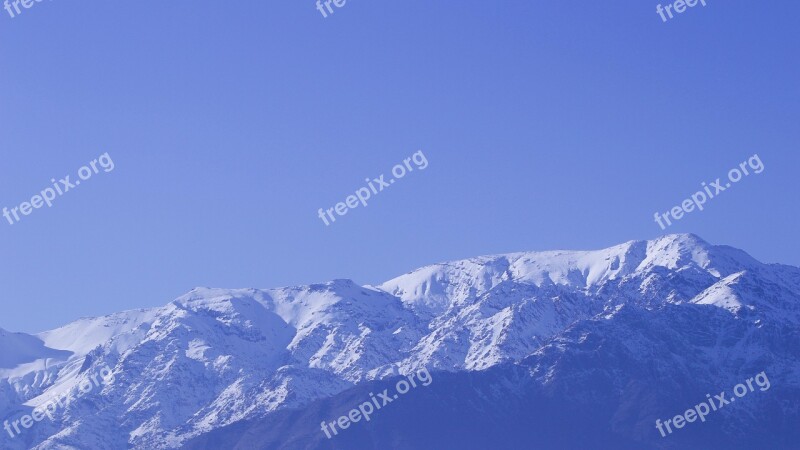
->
377, 234, 765, 317
2, 235, 798, 449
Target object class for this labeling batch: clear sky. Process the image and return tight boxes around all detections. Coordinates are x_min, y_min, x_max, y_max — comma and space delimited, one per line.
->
1, 0, 798, 332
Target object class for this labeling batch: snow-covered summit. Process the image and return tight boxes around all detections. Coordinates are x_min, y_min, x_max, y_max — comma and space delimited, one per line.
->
379, 233, 767, 316
1, 234, 797, 449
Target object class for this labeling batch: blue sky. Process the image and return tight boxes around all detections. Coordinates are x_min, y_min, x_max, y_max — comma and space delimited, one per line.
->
1, 0, 798, 332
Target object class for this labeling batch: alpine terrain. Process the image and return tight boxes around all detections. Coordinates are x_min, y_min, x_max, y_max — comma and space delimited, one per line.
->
1, 234, 798, 449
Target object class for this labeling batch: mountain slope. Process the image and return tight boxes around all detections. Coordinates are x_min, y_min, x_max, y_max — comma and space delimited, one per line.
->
1, 234, 798, 449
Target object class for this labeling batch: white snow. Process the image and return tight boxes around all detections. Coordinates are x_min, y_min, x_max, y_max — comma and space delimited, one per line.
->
0, 234, 794, 450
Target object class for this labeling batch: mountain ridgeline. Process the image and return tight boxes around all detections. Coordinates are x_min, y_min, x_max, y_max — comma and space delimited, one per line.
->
1, 234, 798, 449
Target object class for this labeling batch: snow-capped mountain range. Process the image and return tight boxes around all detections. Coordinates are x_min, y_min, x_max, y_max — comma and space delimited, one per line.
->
2, 234, 798, 449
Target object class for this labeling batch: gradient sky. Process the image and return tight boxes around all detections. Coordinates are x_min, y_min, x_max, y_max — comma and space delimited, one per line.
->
1, 0, 798, 332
